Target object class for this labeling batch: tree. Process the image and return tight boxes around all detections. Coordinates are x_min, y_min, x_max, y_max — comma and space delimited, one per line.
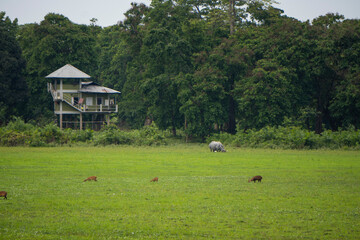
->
175, 0, 221, 19
0, 12, 28, 124
97, 25, 128, 91
138, 0, 194, 135
202, 38, 252, 133
234, 59, 296, 129
178, 70, 227, 141
309, 14, 345, 133
111, 3, 149, 128
18, 13, 98, 121
328, 19, 360, 129
246, 0, 284, 25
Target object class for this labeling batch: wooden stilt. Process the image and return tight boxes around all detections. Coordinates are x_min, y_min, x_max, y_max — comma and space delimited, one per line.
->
106, 114, 110, 126
80, 113, 83, 130
60, 101, 63, 130
60, 114, 63, 130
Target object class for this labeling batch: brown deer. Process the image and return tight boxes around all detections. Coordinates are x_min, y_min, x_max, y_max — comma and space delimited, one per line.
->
248, 175, 262, 183
0, 191, 7, 199
84, 176, 97, 182
150, 177, 158, 182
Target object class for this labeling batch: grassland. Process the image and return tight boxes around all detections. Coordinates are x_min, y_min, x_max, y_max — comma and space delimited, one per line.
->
0, 146, 359, 239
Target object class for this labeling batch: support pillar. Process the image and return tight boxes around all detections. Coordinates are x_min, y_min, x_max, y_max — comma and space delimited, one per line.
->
60, 101, 63, 130
106, 114, 110, 126
80, 113, 83, 130
59, 114, 63, 130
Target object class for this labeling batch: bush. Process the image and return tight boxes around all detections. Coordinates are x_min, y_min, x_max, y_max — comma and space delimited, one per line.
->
0, 130, 31, 146
1, 118, 358, 149
137, 123, 166, 146
0, 119, 67, 146
92, 123, 166, 146
65, 129, 93, 143
93, 129, 134, 146
5, 117, 35, 132
40, 124, 67, 144
208, 126, 360, 150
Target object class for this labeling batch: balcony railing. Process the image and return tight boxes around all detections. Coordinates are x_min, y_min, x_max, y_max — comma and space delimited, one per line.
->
48, 83, 118, 113
79, 104, 118, 113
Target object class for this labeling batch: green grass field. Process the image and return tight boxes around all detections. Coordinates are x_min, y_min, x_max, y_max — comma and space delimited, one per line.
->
0, 146, 359, 239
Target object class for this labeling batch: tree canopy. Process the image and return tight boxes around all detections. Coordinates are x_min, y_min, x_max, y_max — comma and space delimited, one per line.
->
1, 2, 360, 139
0, 12, 27, 124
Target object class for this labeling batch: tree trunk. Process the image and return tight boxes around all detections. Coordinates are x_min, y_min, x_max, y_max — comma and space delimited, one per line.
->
171, 114, 177, 136
228, 96, 236, 134
229, 0, 235, 35
315, 112, 323, 134
172, 125, 177, 137
315, 93, 324, 134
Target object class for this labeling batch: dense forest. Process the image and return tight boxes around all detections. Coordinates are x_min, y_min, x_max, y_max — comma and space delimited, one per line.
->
1, 0, 360, 140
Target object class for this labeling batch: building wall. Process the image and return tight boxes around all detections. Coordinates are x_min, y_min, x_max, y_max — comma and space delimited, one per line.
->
54, 101, 79, 114
63, 80, 80, 90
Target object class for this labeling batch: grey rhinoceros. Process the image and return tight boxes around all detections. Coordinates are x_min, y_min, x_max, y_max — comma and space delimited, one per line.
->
209, 141, 226, 152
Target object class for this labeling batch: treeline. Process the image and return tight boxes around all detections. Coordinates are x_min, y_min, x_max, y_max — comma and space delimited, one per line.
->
1, 118, 359, 149
1, 0, 360, 141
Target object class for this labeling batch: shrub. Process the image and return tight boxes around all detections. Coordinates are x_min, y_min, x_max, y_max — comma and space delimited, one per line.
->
93, 129, 134, 146
0, 130, 31, 146
65, 129, 93, 143
1, 118, 358, 149
40, 124, 67, 144
208, 126, 360, 150
5, 117, 35, 132
92, 123, 166, 146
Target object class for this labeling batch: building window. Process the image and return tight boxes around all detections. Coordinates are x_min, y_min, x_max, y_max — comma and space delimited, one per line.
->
72, 97, 79, 105
86, 97, 93, 106
97, 97, 103, 105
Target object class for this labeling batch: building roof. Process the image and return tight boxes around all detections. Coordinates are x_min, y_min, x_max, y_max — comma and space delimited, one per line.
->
80, 82, 120, 94
45, 64, 91, 79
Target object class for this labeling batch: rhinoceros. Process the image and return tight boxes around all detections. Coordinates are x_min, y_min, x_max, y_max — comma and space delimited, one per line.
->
209, 141, 226, 152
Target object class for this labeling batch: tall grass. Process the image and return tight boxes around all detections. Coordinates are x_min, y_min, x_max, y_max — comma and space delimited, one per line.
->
0, 146, 359, 239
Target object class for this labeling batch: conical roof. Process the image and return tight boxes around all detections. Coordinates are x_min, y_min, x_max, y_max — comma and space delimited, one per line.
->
45, 64, 91, 78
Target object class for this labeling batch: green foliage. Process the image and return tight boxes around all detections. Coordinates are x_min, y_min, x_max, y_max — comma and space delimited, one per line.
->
0, 12, 28, 124
93, 127, 134, 146
1, 118, 359, 149
0, 118, 168, 147
1, 2, 360, 138
178, 72, 227, 140
92, 123, 166, 146
235, 59, 296, 129
0, 118, 64, 146
0, 118, 36, 146
208, 125, 360, 149
17, 13, 99, 121
65, 129, 94, 143
4, 117, 35, 132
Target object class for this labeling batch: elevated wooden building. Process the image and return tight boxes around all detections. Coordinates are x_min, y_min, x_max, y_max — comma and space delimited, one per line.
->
46, 64, 120, 130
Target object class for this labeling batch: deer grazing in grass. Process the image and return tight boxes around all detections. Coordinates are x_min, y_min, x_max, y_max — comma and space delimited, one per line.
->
150, 177, 158, 182
84, 176, 97, 182
0, 191, 7, 199
248, 176, 262, 183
